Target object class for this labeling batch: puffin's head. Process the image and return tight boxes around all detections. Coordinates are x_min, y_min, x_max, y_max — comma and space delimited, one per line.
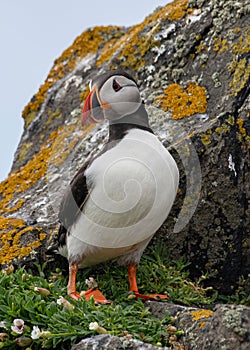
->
82, 70, 145, 126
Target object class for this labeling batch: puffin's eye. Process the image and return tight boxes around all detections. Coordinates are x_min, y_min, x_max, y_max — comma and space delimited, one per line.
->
112, 79, 122, 92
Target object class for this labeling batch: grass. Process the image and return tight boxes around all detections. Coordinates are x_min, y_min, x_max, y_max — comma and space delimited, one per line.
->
0, 244, 248, 349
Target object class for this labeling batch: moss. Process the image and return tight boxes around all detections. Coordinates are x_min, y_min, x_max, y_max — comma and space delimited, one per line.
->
22, 26, 121, 124
156, 82, 208, 120
0, 217, 47, 265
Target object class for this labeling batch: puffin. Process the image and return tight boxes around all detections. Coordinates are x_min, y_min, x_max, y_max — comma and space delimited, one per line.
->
57, 70, 179, 303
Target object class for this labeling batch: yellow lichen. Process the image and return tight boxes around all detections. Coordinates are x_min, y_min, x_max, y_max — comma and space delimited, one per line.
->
17, 142, 33, 164
196, 41, 204, 54
190, 309, 213, 321
165, 0, 189, 21
237, 118, 247, 137
199, 321, 206, 329
48, 124, 87, 168
80, 86, 90, 102
156, 82, 208, 120
215, 124, 231, 134
200, 132, 211, 146
0, 217, 47, 265
237, 118, 250, 148
22, 26, 121, 125
97, 0, 190, 69
45, 109, 62, 127
0, 130, 58, 214
229, 28, 250, 95
213, 36, 229, 54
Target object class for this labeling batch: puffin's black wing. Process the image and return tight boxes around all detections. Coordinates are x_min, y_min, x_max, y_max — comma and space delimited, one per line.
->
57, 161, 90, 247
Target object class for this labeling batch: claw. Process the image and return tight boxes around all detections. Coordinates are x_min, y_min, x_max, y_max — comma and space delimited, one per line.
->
133, 292, 168, 301
83, 287, 112, 304
128, 264, 168, 302
68, 291, 81, 300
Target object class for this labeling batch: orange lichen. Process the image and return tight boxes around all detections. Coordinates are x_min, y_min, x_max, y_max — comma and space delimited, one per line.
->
190, 309, 213, 321
199, 321, 206, 329
0, 217, 47, 265
156, 82, 207, 120
49, 123, 94, 168
21, 1, 192, 119
165, 0, 189, 21
22, 26, 121, 125
0, 130, 58, 214
97, 0, 190, 69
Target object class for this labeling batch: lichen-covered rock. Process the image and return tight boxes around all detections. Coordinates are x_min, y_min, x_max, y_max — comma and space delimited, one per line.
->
148, 302, 250, 350
71, 334, 168, 350
0, 0, 249, 296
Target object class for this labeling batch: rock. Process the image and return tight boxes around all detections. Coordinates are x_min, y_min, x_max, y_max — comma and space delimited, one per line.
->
148, 302, 250, 350
1, 1, 249, 349
71, 334, 167, 350
70, 303, 250, 350
0, 0, 249, 300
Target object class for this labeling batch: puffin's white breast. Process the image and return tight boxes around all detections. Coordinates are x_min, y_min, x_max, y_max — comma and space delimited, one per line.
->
69, 129, 179, 252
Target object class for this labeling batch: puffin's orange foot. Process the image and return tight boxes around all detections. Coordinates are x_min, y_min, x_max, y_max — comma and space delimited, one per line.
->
133, 292, 168, 301
68, 291, 81, 300
83, 287, 112, 304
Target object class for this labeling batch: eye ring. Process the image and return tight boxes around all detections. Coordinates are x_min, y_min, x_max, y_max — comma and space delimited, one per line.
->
112, 79, 122, 92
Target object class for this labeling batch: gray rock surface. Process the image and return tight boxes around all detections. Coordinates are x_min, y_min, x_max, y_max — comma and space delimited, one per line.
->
71, 334, 167, 350
148, 302, 250, 350
0, 1, 249, 349
71, 303, 250, 350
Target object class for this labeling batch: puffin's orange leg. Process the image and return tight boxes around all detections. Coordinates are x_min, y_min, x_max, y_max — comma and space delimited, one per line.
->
67, 263, 81, 300
128, 263, 168, 301
68, 264, 110, 304
83, 287, 111, 304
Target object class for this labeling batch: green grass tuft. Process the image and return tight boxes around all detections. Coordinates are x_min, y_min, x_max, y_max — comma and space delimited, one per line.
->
0, 244, 248, 349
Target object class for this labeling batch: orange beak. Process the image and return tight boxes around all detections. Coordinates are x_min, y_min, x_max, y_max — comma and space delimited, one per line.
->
81, 88, 104, 126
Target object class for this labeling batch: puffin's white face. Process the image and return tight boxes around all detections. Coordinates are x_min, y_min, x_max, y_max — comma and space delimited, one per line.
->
98, 75, 141, 121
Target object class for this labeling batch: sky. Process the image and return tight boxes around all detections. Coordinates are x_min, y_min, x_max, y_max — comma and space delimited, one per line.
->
0, 0, 171, 182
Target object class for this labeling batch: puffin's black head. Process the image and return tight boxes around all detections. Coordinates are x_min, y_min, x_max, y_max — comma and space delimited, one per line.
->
82, 70, 148, 127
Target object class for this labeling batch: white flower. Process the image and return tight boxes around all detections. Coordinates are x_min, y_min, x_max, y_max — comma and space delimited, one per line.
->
89, 322, 99, 331
31, 325, 41, 339
57, 296, 74, 311
85, 277, 98, 289
11, 319, 25, 334
89, 322, 107, 334
0, 321, 7, 330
